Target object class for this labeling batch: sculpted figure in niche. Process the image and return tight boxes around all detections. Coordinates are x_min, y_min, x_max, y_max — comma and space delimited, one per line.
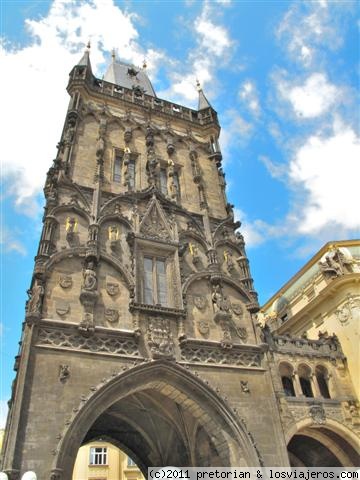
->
189, 242, 200, 265
108, 225, 119, 241
27, 281, 45, 315
211, 284, 231, 314
224, 250, 235, 272
65, 216, 77, 234
82, 260, 97, 291
64, 120, 75, 145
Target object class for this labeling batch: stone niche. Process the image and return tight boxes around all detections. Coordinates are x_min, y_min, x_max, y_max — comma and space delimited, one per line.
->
54, 210, 89, 250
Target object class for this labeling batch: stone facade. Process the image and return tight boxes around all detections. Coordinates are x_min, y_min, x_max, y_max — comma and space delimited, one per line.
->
260, 240, 360, 466
1, 49, 359, 478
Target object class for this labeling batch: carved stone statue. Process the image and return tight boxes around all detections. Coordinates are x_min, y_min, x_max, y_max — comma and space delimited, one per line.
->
78, 312, 95, 337
59, 364, 70, 383
211, 285, 231, 314
318, 246, 355, 278
65, 217, 77, 234
224, 250, 235, 272
27, 282, 44, 316
96, 135, 105, 159
82, 261, 97, 291
64, 120, 75, 145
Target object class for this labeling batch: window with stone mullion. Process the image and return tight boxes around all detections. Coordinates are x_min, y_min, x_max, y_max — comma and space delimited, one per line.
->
143, 256, 167, 306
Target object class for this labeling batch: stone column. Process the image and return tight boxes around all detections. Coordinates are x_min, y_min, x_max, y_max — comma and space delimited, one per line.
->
292, 372, 303, 397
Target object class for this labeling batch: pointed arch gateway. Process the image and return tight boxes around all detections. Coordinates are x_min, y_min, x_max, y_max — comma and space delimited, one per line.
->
53, 361, 261, 478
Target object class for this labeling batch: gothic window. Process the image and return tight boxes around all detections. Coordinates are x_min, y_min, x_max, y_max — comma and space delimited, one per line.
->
89, 447, 107, 465
143, 256, 167, 306
298, 365, 313, 398
159, 167, 168, 195
113, 154, 122, 183
173, 171, 181, 199
128, 158, 136, 189
316, 365, 331, 399
210, 135, 218, 153
279, 362, 295, 397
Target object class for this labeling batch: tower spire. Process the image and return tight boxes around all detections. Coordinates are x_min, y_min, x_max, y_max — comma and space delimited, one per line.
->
77, 40, 92, 70
196, 79, 212, 110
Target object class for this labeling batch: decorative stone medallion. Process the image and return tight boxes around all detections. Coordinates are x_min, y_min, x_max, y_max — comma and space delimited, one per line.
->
309, 404, 326, 424
106, 282, 120, 296
105, 308, 119, 323
59, 275, 72, 289
197, 320, 210, 336
194, 295, 207, 311
56, 301, 70, 317
231, 303, 243, 316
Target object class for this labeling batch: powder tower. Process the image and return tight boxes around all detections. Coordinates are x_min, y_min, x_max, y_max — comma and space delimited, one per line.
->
1, 46, 359, 479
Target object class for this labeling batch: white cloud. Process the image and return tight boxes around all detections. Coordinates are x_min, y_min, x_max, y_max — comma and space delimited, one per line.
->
0, 226, 27, 256
0, 399, 8, 428
0, 0, 165, 212
159, 1, 233, 105
220, 109, 253, 160
234, 208, 264, 247
238, 80, 260, 116
277, 73, 340, 119
289, 122, 360, 234
276, 1, 353, 66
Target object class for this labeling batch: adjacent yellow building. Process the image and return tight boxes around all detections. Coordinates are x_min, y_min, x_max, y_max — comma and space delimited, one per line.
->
72, 441, 144, 480
260, 239, 360, 398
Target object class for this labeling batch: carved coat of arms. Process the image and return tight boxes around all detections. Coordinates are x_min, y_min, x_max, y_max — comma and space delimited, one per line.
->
59, 275, 72, 289
197, 320, 210, 336
309, 404, 326, 424
194, 295, 207, 311
147, 317, 174, 358
106, 282, 120, 296
105, 308, 119, 323
56, 301, 70, 317
231, 303, 243, 316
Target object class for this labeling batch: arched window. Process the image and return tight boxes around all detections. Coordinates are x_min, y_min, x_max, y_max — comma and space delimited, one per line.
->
279, 362, 296, 397
298, 365, 313, 398
315, 365, 331, 399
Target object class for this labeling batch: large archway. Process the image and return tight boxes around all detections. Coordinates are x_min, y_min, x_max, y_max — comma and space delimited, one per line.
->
53, 361, 260, 478
287, 423, 360, 467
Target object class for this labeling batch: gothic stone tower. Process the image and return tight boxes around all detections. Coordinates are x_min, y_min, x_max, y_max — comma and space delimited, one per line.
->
1, 47, 290, 479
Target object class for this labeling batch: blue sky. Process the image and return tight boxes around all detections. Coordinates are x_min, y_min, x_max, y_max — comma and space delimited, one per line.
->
0, 0, 359, 427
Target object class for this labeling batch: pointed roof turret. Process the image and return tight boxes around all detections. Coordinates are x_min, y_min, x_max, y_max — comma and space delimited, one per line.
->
77, 41, 92, 70
103, 51, 156, 97
197, 79, 212, 110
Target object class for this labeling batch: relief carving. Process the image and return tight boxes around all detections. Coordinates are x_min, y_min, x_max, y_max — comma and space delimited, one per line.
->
194, 295, 207, 311
240, 380, 250, 393
309, 404, 326, 424
336, 295, 360, 326
147, 317, 175, 359
59, 275, 72, 289
231, 303, 243, 317
106, 282, 120, 296
197, 320, 210, 336
59, 364, 70, 383
56, 301, 70, 317
78, 312, 95, 337
105, 308, 119, 324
